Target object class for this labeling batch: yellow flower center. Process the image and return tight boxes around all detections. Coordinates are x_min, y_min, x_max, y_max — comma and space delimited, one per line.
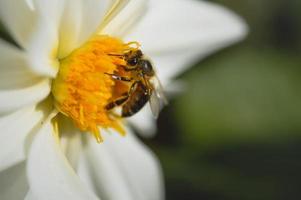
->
52, 35, 138, 142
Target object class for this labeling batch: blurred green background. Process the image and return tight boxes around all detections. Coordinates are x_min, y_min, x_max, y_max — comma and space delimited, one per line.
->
150, 0, 301, 200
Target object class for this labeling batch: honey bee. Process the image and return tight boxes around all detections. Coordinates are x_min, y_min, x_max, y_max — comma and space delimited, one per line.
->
105, 49, 168, 118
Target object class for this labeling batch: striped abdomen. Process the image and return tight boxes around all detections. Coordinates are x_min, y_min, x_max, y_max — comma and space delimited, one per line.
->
122, 81, 151, 117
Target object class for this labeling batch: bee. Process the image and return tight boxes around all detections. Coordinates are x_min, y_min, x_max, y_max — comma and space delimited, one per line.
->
105, 49, 168, 118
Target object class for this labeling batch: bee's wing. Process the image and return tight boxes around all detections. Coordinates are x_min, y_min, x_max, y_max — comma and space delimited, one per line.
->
149, 76, 168, 118
149, 91, 161, 119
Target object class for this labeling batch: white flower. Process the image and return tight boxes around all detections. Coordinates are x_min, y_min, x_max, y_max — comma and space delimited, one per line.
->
0, 0, 247, 200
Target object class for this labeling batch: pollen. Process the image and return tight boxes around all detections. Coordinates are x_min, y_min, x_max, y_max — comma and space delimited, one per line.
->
52, 35, 137, 142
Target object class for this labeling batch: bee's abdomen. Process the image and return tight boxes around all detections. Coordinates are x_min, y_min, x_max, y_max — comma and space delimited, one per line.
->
122, 82, 150, 117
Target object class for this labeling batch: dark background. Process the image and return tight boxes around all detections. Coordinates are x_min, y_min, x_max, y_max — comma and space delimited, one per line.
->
148, 0, 301, 199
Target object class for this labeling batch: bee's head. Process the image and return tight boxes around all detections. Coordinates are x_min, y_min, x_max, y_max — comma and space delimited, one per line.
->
126, 50, 143, 66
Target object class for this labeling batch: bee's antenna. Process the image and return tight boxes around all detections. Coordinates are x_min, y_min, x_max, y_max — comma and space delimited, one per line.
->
108, 53, 124, 57
124, 41, 141, 49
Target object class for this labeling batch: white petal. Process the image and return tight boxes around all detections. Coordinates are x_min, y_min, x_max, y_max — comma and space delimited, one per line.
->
0, 0, 36, 49
0, 79, 50, 114
58, 116, 84, 169
128, 0, 247, 52
150, 50, 206, 82
0, 105, 48, 171
77, 134, 135, 200
126, 0, 248, 79
104, 130, 164, 200
127, 105, 157, 137
77, 0, 116, 46
31, 0, 65, 25
26, 115, 99, 200
26, 0, 65, 77
26, 22, 60, 77
58, 120, 131, 199
0, 162, 28, 200
24, 191, 36, 200
57, 0, 113, 58
79, 129, 164, 200
57, 0, 83, 58
25, 0, 35, 10
0, 39, 42, 89
100, 0, 146, 37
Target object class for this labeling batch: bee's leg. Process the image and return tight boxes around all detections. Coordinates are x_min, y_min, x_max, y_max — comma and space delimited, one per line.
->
142, 77, 152, 95
106, 94, 129, 110
105, 82, 138, 110
125, 81, 139, 96
116, 64, 138, 72
108, 53, 124, 57
104, 73, 133, 82
124, 66, 137, 71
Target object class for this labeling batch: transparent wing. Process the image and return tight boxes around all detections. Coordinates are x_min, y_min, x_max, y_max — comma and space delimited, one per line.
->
149, 91, 161, 119
149, 76, 168, 118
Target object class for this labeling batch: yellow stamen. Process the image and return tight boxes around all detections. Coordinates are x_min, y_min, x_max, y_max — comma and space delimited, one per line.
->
52, 35, 136, 142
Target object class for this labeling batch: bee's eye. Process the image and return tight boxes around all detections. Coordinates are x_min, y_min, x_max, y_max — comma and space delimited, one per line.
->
140, 60, 154, 76
127, 57, 138, 66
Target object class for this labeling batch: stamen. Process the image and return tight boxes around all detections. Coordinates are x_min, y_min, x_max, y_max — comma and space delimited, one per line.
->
52, 35, 136, 142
